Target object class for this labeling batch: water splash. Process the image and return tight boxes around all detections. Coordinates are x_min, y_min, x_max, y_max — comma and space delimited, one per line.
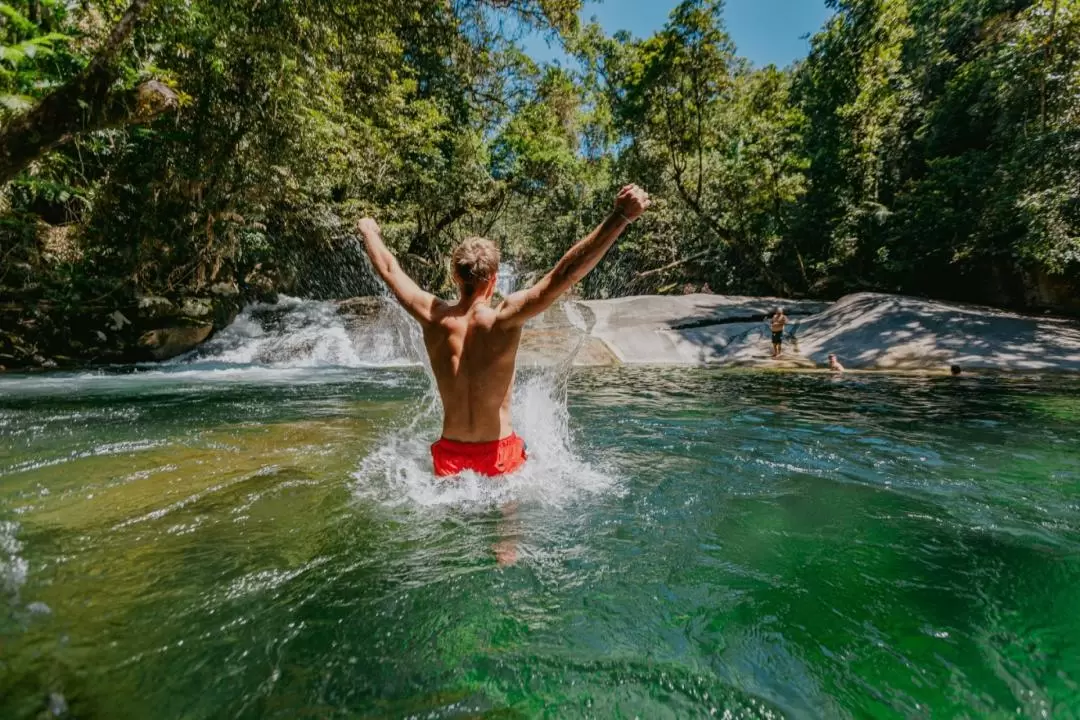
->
351, 305, 617, 510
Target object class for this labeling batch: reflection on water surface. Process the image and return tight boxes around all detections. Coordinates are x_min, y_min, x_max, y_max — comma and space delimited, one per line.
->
1, 366, 1079, 718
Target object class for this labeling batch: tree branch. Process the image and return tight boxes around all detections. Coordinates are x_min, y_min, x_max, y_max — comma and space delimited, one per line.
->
634, 248, 714, 281
0, 0, 175, 185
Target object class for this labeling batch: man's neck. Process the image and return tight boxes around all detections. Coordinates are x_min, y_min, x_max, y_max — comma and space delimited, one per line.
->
455, 293, 490, 311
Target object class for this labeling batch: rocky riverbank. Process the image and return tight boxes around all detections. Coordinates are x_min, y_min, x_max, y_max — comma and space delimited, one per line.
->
0, 288, 246, 370
5, 290, 1080, 373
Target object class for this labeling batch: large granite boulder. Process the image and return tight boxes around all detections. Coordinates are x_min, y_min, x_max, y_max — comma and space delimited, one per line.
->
517, 302, 619, 367
573, 294, 829, 365
566, 292, 1080, 371
784, 293, 1080, 371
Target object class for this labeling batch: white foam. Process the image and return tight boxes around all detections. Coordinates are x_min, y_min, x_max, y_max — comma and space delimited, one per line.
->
351, 342, 619, 511
0, 296, 427, 395
0, 521, 28, 597
564, 301, 589, 333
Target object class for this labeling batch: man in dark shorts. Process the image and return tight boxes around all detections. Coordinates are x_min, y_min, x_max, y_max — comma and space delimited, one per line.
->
770, 308, 788, 358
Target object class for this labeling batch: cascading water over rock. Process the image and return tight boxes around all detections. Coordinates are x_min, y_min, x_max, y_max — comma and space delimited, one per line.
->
176, 295, 424, 369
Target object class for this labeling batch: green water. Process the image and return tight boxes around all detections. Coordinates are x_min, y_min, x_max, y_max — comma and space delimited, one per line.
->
1, 367, 1079, 718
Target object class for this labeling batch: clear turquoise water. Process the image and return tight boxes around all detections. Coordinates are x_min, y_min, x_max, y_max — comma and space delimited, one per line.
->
1, 366, 1079, 718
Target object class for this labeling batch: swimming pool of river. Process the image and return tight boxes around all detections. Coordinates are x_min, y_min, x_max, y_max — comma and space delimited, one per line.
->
1, 363, 1078, 718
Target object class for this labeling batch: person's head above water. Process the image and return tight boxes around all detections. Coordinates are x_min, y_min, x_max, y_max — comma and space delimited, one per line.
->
452, 237, 500, 298
951, 365, 962, 376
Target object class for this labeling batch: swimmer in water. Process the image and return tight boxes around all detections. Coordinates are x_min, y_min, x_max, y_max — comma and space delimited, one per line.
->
358, 184, 651, 478
828, 353, 845, 373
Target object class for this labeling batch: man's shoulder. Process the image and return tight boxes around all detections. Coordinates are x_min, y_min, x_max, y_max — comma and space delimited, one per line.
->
470, 305, 507, 331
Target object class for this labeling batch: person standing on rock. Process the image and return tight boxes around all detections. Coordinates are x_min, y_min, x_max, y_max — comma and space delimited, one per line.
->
357, 184, 651, 478
769, 308, 788, 358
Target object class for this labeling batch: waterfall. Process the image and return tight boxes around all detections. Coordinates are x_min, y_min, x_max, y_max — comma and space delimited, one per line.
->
496, 262, 520, 297
177, 296, 423, 368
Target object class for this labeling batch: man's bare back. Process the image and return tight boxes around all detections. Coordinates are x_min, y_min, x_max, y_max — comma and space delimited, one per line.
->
423, 301, 521, 442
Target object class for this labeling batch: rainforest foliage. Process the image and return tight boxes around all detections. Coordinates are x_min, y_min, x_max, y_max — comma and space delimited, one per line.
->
2, 0, 1078, 312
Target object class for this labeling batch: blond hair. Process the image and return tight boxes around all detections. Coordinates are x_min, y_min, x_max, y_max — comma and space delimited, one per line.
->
451, 237, 500, 294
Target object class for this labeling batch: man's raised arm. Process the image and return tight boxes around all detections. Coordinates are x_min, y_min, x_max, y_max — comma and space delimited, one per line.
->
357, 218, 441, 323
499, 185, 650, 326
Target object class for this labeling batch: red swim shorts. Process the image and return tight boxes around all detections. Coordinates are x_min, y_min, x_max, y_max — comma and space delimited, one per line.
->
431, 434, 528, 478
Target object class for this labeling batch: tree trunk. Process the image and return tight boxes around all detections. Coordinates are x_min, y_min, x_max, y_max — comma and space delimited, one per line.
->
0, 0, 176, 185
671, 176, 793, 296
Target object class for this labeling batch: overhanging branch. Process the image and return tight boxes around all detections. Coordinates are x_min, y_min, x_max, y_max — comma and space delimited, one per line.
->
0, 0, 176, 185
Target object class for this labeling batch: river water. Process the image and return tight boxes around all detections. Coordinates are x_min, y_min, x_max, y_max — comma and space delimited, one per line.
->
1, 299, 1079, 718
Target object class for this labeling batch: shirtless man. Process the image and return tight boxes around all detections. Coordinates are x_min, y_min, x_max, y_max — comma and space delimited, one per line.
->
828, 353, 845, 373
357, 184, 650, 478
769, 308, 788, 358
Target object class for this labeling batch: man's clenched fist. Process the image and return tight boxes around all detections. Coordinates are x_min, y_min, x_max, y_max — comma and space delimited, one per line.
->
614, 184, 650, 223
357, 217, 380, 237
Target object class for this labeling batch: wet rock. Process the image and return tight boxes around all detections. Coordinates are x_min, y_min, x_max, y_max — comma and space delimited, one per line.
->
776, 292, 1080, 371
210, 296, 241, 331
31, 354, 57, 369
336, 297, 385, 321
1, 286, 246, 368
138, 324, 214, 361
179, 297, 213, 318
243, 266, 278, 303
136, 295, 175, 319
209, 282, 240, 297
107, 310, 131, 331
517, 303, 619, 367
